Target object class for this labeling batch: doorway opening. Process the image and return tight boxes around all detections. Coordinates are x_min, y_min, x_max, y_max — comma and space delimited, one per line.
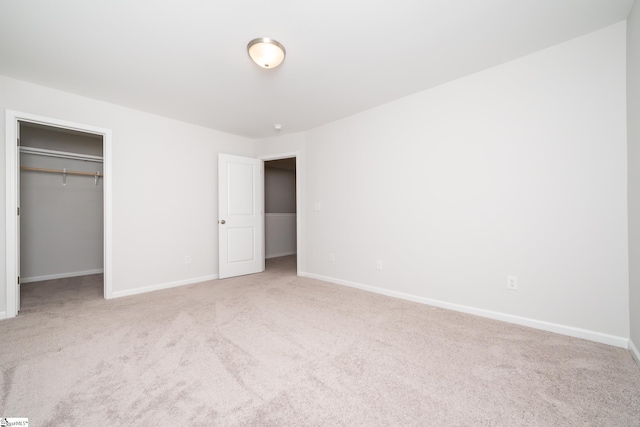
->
5, 110, 113, 319
19, 122, 104, 313
264, 157, 297, 275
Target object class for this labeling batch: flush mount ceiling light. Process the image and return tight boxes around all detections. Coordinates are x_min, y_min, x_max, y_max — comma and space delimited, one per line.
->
247, 38, 286, 69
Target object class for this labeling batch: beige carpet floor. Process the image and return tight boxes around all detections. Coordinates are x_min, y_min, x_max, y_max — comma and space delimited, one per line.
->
1, 255, 639, 426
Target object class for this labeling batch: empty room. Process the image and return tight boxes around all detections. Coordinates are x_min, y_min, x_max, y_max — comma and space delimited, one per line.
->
1, 0, 640, 425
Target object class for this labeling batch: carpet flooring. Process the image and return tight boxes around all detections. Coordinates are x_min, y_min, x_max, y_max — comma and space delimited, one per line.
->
1, 256, 639, 426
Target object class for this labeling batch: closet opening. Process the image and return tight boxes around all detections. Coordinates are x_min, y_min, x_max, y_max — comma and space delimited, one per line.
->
264, 157, 297, 275
18, 121, 105, 313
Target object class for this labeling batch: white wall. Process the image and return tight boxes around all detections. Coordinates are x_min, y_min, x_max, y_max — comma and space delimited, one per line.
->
265, 214, 296, 259
0, 75, 253, 313
20, 125, 104, 281
302, 22, 629, 343
20, 124, 103, 155
265, 167, 296, 213
627, 0, 640, 359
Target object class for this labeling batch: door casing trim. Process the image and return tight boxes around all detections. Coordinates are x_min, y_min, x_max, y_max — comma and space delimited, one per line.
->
5, 110, 113, 318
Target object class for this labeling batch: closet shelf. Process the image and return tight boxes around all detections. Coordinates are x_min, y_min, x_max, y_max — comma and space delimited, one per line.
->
20, 146, 103, 163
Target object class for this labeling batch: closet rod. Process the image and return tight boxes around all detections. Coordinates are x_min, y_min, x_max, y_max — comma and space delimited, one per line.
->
20, 166, 103, 177
20, 146, 103, 163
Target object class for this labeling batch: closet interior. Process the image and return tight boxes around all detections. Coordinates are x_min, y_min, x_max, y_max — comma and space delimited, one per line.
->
264, 157, 297, 268
19, 121, 104, 305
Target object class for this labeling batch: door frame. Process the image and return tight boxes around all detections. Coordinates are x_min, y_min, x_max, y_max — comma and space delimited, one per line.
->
259, 151, 302, 276
5, 110, 113, 318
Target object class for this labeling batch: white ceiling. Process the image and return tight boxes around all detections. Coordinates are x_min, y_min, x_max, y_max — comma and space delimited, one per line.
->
0, 0, 634, 139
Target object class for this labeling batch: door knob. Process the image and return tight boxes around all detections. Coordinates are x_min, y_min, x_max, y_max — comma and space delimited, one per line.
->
220, 219, 226, 224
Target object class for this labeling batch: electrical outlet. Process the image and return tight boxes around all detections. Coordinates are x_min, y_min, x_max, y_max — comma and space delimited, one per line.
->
329, 253, 335, 262
507, 275, 518, 290
185, 255, 191, 264
376, 260, 383, 269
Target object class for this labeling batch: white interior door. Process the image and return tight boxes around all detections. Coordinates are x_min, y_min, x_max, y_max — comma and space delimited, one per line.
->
218, 154, 264, 279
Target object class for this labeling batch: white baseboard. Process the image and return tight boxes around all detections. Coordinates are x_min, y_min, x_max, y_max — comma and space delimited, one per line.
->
300, 272, 629, 349
0, 311, 6, 320
630, 340, 640, 366
21, 269, 104, 284
111, 274, 218, 299
266, 251, 297, 259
